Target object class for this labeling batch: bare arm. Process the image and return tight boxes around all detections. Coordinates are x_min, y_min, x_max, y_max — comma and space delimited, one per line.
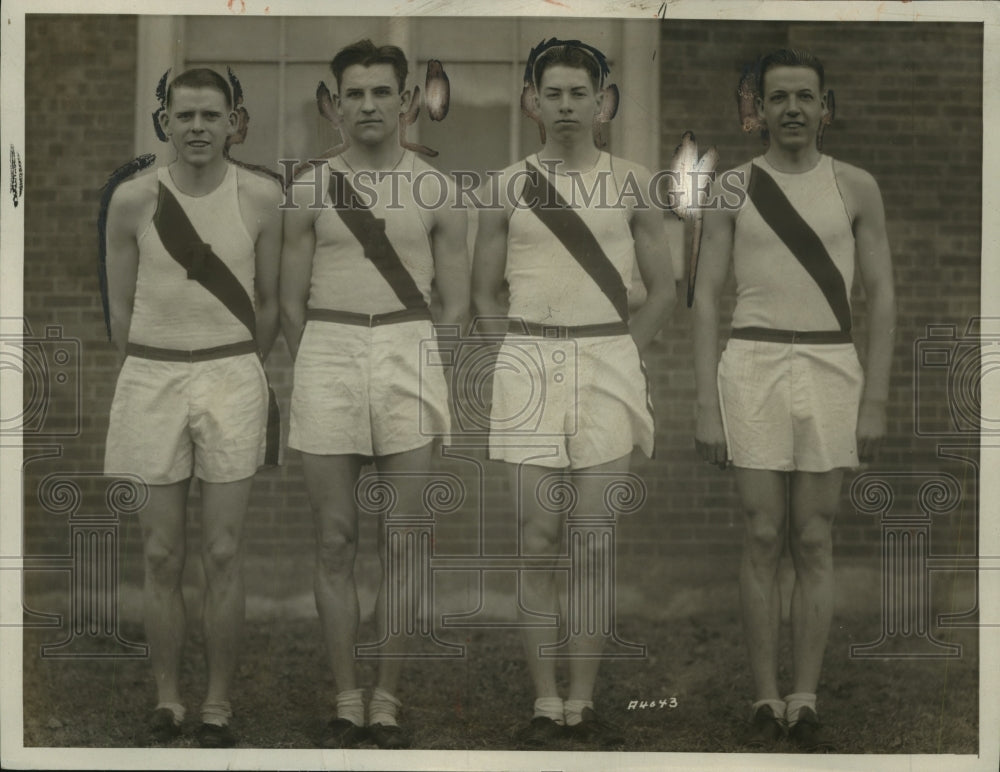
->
248, 177, 284, 360
429, 175, 470, 329
691, 176, 737, 469
105, 184, 144, 364
279, 174, 318, 360
470, 205, 510, 335
628, 166, 677, 351
844, 164, 896, 462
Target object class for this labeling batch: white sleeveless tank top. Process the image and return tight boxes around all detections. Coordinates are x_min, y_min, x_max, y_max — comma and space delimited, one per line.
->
130, 164, 256, 348
732, 155, 855, 331
307, 151, 435, 314
506, 152, 635, 326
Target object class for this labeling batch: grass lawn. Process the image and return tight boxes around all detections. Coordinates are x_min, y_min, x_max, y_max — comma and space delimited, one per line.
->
22, 606, 978, 755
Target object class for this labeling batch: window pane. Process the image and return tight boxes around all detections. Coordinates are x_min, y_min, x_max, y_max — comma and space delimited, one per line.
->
282, 62, 343, 164
284, 17, 389, 61
417, 62, 512, 177
414, 18, 514, 61
185, 16, 281, 61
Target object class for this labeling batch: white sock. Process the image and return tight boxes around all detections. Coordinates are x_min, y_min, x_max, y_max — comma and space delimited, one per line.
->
564, 699, 593, 727
784, 692, 817, 726
368, 686, 401, 727
751, 698, 787, 723
201, 700, 232, 727
335, 688, 365, 727
155, 701, 185, 725
533, 697, 565, 725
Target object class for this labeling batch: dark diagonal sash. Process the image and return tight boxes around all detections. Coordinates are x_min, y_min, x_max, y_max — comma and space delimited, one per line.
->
747, 164, 852, 332
328, 171, 428, 310
521, 163, 629, 323
153, 182, 257, 336
152, 181, 280, 466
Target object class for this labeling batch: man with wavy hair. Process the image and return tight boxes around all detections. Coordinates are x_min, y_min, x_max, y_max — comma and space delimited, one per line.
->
692, 49, 895, 751
281, 39, 468, 749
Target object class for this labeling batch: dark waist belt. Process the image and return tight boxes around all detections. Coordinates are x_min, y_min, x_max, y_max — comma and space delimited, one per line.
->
126, 339, 258, 362
508, 320, 630, 338
731, 327, 852, 344
306, 307, 432, 327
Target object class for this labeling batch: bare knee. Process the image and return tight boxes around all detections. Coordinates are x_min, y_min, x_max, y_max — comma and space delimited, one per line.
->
790, 514, 834, 565
202, 532, 243, 581
144, 539, 185, 588
316, 521, 358, 578
743, 508, 785, 565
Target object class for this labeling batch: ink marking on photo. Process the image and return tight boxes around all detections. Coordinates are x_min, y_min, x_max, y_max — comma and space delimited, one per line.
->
9, 144, 23, 207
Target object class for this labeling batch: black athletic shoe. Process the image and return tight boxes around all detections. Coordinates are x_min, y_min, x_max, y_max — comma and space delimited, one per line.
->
368, 722, 410, 749
788, 707, 835, 752
196, 722, 236, 748
568, 708, 625, 748
743, 704, 786, 749
320, 717, 368, 748
146, 707, 182, 744
515, 716, 566, 746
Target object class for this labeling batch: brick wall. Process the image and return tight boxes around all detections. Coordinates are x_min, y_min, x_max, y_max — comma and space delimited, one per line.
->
651, 20, 982, 557
21, 18, 981, 584
22, 14, 144, 564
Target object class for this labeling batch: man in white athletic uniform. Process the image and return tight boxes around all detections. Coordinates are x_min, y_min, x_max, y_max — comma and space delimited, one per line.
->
281, 39, 469, 749
472, 39, 676, 747
105, 68, 283, 747
692, 49, 895, 752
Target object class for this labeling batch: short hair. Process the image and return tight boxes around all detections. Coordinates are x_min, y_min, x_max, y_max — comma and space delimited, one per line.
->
166, 68, 233, 109
532, 42, 604, 92
755, 48, 825, 96
330, 39, 408, 93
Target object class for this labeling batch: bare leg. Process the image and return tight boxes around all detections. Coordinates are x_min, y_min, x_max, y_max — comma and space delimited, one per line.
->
788, 469, 842, 695
565, 453, 631, 703
372, 442, 436, 699
514, 463, 566, 704
733, 468, 789, 702
138, 480, 190, 710
199, 476, 254, 713
301, 452, 364, 693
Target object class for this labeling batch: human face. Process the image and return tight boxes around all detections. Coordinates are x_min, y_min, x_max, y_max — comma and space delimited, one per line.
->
756, 66, 827, 151
536, 64, 602, 142
336, 63, 407, 147
160, 86, 235, 167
